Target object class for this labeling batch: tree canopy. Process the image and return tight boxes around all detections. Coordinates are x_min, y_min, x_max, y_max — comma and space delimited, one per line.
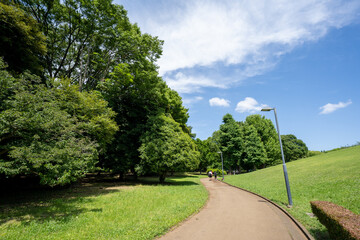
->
138, 114, 199, 183
0, 0, 195, 185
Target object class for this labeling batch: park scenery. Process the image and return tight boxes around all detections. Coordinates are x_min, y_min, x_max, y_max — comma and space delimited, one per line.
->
1, 1, 359, 240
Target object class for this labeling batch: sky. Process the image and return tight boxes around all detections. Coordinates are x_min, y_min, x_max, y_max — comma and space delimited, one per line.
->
116, 0, 360, 151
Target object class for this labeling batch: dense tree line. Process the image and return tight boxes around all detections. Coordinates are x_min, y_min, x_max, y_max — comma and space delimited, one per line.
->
0, 0, 198, 185
196, 114, 308, 173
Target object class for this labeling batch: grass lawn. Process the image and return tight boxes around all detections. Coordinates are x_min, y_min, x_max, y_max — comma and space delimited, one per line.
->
225, 145, 360, 240
0, 175, 208, 240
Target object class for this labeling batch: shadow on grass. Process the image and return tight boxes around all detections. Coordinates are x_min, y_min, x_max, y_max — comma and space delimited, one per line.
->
0, 174, 200, 226
309, 228, 330, 240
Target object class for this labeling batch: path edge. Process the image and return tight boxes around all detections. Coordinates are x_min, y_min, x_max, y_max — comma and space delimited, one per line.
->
154, 177, 211, 239
221, 180, 315, 240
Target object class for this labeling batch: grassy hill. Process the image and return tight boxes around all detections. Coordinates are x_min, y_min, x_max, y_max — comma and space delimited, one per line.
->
225, 145, 360, 240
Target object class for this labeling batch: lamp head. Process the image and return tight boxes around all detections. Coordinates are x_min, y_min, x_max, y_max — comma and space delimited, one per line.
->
261, 107, 273, 112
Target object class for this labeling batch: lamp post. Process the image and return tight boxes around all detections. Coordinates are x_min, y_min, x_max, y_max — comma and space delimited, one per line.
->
261, 107, 293, 207
217, 151, 224, 181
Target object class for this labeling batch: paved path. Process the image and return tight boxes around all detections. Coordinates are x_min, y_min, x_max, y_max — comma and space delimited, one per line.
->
159, 178, 311, 240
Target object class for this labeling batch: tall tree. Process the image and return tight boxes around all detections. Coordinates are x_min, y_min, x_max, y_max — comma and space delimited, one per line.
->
17, 0, 163, 90
0, 2, 46, 75
98, 63, 190, 178
244, 114, 281, 166
138, 113, 200, 183
241, 124, 268, 171
218, 114, 243, 172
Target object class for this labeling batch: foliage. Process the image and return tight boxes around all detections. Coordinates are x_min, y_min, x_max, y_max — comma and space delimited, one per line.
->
0, 175, 208, 240
241, 124, 267, 171
0, 66, 117, 186
195, 137, 220, 172
225, 145, 360, 240
244, 114, 280, 166
311, 201, 360, 240
138, 114, 200, 183
98, 63, 190, 177
17, 0, 163, 90
218, 114, 243, 171
281, 134, 308, 162
0, 2, 46, 75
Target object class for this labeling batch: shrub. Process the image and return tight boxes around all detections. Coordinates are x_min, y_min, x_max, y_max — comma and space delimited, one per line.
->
206, 168, 227, 177
310, 201, 360, 240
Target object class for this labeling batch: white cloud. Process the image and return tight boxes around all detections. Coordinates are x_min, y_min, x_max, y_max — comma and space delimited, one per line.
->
235, 97, 268, 113
164, 72, 226, 93
129, 0, 360, 91
209, 97, 230, 107
319, 100, 352, 114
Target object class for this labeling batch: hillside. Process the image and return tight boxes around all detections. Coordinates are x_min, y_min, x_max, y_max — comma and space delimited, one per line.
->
225, 145, 360, 239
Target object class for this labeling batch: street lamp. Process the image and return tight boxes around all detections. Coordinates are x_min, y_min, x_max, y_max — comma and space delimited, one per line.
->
217, 151, 224, 181
261, 107, 293, 207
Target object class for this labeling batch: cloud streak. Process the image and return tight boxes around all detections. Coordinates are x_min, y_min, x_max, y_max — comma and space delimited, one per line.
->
134, 0, 360, 93
319, 100, 352, 114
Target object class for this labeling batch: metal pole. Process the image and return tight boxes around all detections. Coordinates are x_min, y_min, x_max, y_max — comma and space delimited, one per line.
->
273, 108, 293, 207
220, 152, 224, 181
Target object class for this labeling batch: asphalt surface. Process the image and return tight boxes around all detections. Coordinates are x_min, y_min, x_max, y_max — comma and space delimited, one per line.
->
159, 178, 312, 240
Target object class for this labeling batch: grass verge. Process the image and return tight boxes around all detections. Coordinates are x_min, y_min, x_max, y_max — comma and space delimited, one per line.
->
0, 175, 207, 240
225, 145, 360, 240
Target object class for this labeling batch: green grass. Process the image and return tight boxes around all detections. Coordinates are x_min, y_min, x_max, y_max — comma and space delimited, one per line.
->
0, 175, 208, 240
225, 145, 360, 240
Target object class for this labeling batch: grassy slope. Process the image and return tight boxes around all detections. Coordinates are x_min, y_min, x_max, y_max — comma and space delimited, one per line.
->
0, 175, 207, 240
225, 145, 360, 239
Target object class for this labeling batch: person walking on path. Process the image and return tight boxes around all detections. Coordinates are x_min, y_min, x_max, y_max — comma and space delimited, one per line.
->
214, 171, 217, 180
208, 170, 212, 180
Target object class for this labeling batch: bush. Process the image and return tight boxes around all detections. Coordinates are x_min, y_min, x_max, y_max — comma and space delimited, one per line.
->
310, 201, 360, 240
206, 168, 227, 177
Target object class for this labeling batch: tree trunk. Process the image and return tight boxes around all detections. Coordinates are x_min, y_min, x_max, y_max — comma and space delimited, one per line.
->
159, 173, 166, 183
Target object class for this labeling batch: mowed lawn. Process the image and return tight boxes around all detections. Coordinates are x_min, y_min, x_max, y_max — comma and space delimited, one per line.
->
225, 145, 360, 240
0, 175, 207, 240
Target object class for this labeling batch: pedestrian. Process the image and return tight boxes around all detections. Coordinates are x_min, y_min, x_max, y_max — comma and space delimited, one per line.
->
208, 170, 213, 180
214, 171, 217, 180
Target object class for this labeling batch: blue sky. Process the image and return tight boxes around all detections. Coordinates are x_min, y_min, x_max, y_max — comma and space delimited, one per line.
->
116, 0, 360, 151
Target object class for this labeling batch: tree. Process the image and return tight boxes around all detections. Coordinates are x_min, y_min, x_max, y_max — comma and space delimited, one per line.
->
98, 63, 190, 178
17, 0, 163, 90
218, 114, 243, 172
195, 137, 220, 173
0, 2, 46, 75
138, 113, 200, 183
244, 114, 280, 166
0, 64, 118, 186
241, 124, 267, 171
281, 134, 308, 162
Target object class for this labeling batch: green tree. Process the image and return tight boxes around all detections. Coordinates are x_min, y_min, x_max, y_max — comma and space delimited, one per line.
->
98, 64, 190, 178
195, 137, 220, 173
218, 114, 243, 172
241, 124, 268, 171
138, 113, 200, 183
0, 64, 117, 186
244, 114, 280, 166
17, 0, 163, 90
0, 2, 46, 75
281, 134, 308, 162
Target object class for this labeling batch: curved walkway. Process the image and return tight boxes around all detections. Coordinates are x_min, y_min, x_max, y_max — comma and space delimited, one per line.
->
159, 178, 312, 240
